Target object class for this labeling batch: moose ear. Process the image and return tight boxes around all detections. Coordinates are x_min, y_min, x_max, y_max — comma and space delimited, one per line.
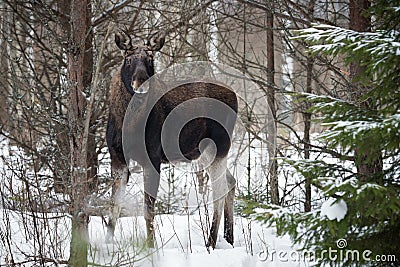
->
115, 31, 132, 51
147, 32, 165, 52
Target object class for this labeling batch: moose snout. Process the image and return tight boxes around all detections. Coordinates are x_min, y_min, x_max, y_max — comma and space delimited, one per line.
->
131, 69, 149, 90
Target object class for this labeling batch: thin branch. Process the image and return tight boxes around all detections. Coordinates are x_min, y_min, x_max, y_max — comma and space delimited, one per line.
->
92, 0, 133, 26
128, 0, 145, 32
81, 23, 113, 163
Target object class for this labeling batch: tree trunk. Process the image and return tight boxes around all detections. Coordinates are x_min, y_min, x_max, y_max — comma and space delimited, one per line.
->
349, 0, 383, 183
53, 0, 73, 193
266, 2, 279, 205
0, 2, 10, 129
304, 1, 315, 212
303, 58, 313, 212
67, 0, 92, 266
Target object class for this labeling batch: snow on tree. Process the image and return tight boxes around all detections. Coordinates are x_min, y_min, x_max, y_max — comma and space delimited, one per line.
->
248, 2, 400, 266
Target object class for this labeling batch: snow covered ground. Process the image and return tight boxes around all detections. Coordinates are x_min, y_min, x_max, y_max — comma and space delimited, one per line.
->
0, 133, 313, 266
0, 210, 307, 266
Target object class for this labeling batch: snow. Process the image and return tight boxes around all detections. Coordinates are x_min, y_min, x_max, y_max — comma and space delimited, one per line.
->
0, 129, 350, 266
0, 211, 305, 266
1, 128, 306, 265
293, 24, 400, 72
320, 198, 347, 222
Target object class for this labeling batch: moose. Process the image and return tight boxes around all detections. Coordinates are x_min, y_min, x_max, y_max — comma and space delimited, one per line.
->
106, 31, 238, 249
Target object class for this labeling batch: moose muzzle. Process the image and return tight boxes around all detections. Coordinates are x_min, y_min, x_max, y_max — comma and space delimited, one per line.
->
131, 67, 149, 92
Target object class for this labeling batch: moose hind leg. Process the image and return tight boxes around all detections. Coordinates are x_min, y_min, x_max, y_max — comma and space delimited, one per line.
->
106, 163, 129, 242
206, 157, 228, 249
224, 170, 235, 246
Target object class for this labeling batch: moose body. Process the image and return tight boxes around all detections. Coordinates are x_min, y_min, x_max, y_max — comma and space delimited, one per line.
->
106, 32, 238, 248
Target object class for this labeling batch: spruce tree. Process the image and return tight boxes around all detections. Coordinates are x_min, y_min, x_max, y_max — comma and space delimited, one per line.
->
250, 2, 400, 265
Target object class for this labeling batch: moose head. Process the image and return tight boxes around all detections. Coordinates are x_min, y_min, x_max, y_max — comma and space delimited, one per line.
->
115, 31, 165, 95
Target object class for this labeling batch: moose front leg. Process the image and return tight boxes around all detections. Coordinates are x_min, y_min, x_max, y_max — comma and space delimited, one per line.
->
106, 161, 129, 242
143, 164, 160, 248
196, 171, 209, 194
144, 191, 156, 247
